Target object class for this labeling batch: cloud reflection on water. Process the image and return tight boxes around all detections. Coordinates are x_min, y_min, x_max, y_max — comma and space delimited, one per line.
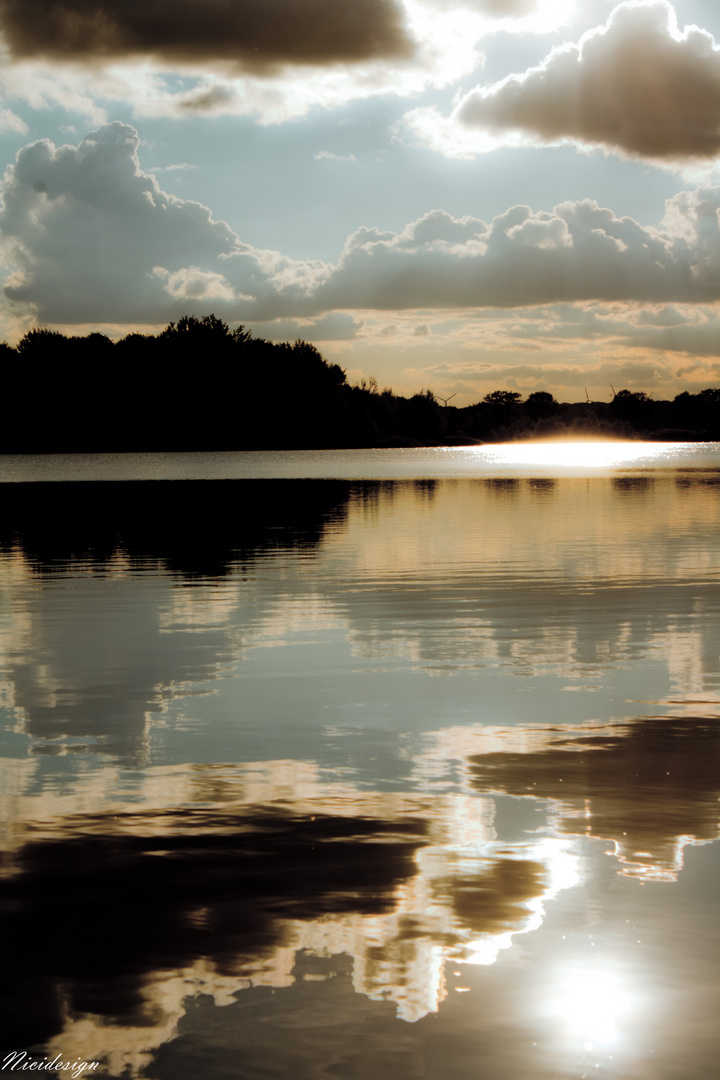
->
0, 465, 718, 1076
430, 714, 720, 880
0, 769, 578, 1068
0, 474, 718, 764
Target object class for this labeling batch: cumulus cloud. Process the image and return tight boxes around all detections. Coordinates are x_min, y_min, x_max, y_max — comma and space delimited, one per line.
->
404, 1, 720, 161
151, 266, 240, 303
0, 0, 414, 72
1, 123, 719, 334
0, 123, 260, 324
314, 196, 720, 310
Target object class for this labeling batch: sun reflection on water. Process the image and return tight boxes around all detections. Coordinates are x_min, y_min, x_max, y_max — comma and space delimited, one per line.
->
551, 965, 638, 1049
482, 440, 689, 470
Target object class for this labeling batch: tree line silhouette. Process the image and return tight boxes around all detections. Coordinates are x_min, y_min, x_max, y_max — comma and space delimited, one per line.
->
1, 315, 717, 451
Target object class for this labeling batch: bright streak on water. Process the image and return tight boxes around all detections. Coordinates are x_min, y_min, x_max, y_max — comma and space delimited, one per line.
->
482, 440, 695, 469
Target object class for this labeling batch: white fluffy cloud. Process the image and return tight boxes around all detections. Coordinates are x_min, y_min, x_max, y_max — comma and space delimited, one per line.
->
404, 1, 720, 161
0, 123, 281, 324
1, 124, 719, 334
315, 196, 720, 311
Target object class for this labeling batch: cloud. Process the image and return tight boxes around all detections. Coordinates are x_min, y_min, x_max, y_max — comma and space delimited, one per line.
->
0, 0, 580, 125
627, 314, 720, 355
151, 265, 240, 302
468, 0, 538, 13
0, 62, 110, 126
0, 0, 486, 126
416, 356, 690, 390
0, 42, 476, 129
534, 301, 720, 358
417, 0, 566, 27
466, 715, 720, 877
403, 1, 720, 161
0, 0, 414, 72
0, 123, 256, 324
314, 196, 720, 311
176, 84, 240, 113
0, 105, 26, 133
250, 313, 363, 340
1, 123, 719, 334
152, 163, 200, 173
488, 300, 720, 348
314, 151, 357, 162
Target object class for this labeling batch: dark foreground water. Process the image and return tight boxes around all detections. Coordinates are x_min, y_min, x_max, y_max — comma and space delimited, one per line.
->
0, 444, 718, 1079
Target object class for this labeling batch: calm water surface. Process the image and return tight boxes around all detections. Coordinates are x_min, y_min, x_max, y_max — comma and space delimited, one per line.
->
0, 443, 718, 1079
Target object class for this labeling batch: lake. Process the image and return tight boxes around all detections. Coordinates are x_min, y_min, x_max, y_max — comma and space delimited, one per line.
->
0, 443, 718, 1080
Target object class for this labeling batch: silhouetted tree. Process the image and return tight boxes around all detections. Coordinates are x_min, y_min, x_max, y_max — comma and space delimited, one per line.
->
160, 314, 234, 343
483, 390, 522, 408
523, 391, 559, 420
607, 389, 655, 431
15, 327, 68, 358
671, 388, 720, 437
467, 389, 523, 440
403, 389, 444, 442
1, 316, 718, 450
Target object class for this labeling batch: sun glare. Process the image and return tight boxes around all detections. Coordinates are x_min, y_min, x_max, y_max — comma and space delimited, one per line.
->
550, 966, 637, 1049
483, 440, 684, 470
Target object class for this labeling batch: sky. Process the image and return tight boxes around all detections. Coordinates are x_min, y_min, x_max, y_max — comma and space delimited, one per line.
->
0, 0, 719, 403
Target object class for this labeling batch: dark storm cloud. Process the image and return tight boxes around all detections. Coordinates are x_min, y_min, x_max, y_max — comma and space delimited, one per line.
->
0, 0, 414, 72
